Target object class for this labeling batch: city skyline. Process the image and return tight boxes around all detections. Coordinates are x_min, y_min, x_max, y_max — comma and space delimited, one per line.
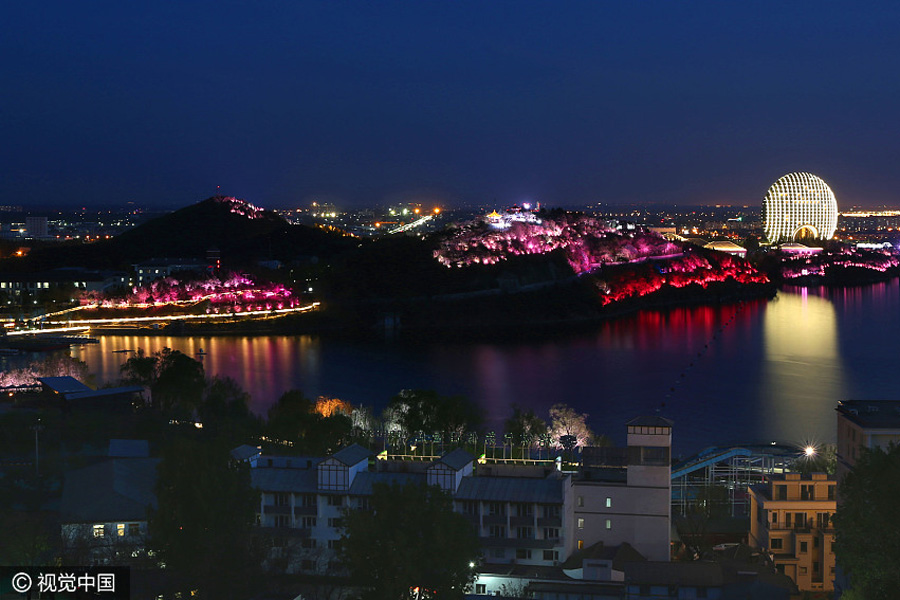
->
3, 2, 900, 210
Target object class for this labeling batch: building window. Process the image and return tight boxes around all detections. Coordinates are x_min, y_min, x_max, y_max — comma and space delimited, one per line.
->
275, 515, 290, 528
275, 492, 290, 506
462, 501, 479, 516
543, 550, 559, 561
516, 527, 534, 540
776, 485, 787, 500
577, 496, 584, 507
515, 549, 532, 560
301, 494, 317, 508
771, 511, 778, 524
770, 538, 783, 550
92, 525, 105, 538
117, 523, 125, 537
489, 525, 506, 538
828, 485, 835, 501
577, 518, 585, 529
785, 513, 792, 528
800, 541, 808, 553
488, 502, 506, 516
327, 540, 340, 550
475, 584, 486, 594
514, 503, 534, 517
801, 485, 815, 501
543, 527, 559, 540
577, 540, 584, 550
302, 517, 317, 528
795, 513, 807, 529
799, 566, 808, 575
327, 495, 343, 507
328, 517, 343, 528
605, 497, 612, 508
605, 519, 612, 530
543, 505, 560, 519
490, 548, 505, 558
813, 561, 820, 572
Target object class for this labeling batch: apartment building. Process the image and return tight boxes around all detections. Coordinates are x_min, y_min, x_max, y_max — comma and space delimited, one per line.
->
251, 416, 673, 595
749, 472, 836, 592
835, 399, 900, 483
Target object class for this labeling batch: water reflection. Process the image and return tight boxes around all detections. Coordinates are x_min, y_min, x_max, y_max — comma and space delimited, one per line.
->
76, 335, 323, 414
68, 281, 900, 455
759, 289, 846, 445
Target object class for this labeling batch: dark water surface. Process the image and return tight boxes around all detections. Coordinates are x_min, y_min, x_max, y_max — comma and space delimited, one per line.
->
70, 281, 900, 456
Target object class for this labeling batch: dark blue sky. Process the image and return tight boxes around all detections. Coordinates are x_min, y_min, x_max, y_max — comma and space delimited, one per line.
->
3, 2, 899, 210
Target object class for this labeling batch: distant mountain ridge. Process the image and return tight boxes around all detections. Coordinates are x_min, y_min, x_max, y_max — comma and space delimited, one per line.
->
0, 196, 355, 272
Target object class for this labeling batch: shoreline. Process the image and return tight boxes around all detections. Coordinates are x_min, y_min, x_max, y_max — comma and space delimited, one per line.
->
40, 274, 897, 342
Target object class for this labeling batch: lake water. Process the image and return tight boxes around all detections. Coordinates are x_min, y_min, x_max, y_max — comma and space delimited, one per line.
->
67, 281, 900, 456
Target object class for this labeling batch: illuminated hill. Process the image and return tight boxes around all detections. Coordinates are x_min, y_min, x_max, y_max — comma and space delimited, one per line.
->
1, 196, 355, 272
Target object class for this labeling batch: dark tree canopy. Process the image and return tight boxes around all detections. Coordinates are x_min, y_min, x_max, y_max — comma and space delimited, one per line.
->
834, 443, 900, 600
148, 437, 261, 599
265, 389, 352, 454
504, 404, 547, 447
340, 481, 480, 600
386, 389, 483, 440
120, 347, 205, 413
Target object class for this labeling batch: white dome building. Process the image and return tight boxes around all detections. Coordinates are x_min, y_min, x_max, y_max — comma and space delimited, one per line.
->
762, 173, 838, 244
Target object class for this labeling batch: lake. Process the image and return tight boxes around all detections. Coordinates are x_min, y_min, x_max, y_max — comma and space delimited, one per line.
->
67, 281, 900, 456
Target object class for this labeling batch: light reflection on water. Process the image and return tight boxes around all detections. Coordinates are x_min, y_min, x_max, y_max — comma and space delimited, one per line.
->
69, 280, 900, 455
758, 288, 847, 447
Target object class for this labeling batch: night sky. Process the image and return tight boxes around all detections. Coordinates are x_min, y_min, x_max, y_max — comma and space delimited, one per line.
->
3, 2, 900, 210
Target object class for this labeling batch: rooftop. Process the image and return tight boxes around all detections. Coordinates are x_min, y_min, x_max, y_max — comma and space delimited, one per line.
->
837, 400, 900, 428
456, 476, 564, 504
627, 415, 674, 429
38, 376, 93, 395
61, 458, 160, 523
331, 443, 372, 466
432, 447, 475, 471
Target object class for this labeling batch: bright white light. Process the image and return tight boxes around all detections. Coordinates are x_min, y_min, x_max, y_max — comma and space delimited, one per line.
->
805, 445, 817, 457
762, 173, 838, 244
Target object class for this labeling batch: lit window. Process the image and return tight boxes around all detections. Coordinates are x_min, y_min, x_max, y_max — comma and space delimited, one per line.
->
117, 523, 125, 537
605, 519, 612, 530
577, 518, 585, 529
577, 540, 584, 550
606, 497, 612, 508
93, 524, 105, 538
577, 496, 584, 507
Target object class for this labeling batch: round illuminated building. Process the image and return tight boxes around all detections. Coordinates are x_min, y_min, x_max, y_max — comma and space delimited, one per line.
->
762, 172, 838, 244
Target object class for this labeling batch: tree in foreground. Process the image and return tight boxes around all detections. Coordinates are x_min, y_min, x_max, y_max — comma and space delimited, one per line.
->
833, 443, 900, 600
548, 403, 594, 449
385, 389, 483, 441
340, 481, 480, 600
148, 437, 262, 599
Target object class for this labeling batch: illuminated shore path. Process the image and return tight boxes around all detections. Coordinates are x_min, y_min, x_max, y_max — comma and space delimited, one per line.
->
4, 302, 320, 335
